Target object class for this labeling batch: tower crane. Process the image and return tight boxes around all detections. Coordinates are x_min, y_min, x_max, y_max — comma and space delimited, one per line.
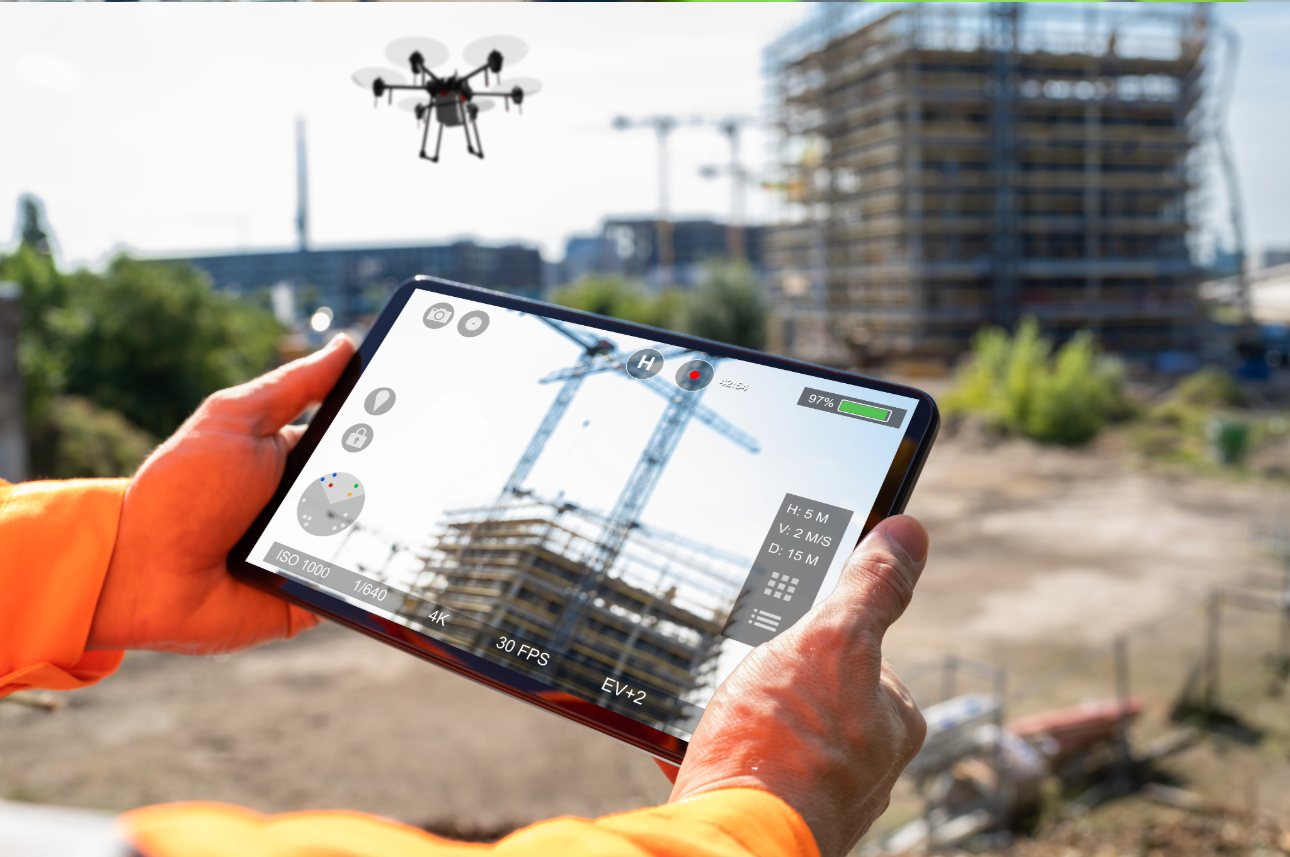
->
697, 115, 758, 260
488, 315, 760, 652
503, 317, 756, 499
611, 114, 703, 286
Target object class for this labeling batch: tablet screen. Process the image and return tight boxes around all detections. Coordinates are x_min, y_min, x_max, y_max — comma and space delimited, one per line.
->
248, 288, 922, 742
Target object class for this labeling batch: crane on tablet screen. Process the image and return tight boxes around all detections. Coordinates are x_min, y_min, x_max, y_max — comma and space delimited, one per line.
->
352, 35, 543, 162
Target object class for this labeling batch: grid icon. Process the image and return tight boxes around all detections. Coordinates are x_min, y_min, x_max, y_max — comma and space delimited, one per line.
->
763, 571, 800, 602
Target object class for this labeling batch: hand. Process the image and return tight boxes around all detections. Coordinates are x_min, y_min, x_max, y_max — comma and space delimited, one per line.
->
668, 516, 930, 857
87, 334, 357, 655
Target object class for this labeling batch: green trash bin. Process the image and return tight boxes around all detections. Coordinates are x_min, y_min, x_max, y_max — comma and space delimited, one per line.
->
1207, 416, 1249, 466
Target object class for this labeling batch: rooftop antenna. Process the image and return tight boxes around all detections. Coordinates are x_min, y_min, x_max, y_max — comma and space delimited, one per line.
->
296, 117, 309, 253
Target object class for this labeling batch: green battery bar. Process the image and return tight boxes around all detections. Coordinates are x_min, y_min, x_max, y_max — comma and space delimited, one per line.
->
839, 400, 891, 422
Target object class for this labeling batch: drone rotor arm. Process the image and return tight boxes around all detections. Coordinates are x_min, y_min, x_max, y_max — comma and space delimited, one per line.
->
461, 63, 493, 83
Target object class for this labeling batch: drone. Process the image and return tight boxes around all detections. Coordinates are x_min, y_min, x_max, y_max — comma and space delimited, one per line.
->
352, 35, 542, 163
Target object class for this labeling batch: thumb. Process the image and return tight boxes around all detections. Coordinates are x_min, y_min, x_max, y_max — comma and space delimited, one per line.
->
217, 334, 357, 435
831, 515, 929, 635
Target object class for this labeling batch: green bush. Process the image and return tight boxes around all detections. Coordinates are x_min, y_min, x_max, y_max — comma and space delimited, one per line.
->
1132, 367, 1260, 467
684, 261, 767, 351
1, 245, 282, 439
28, 395, 156, 480
943, 318, 1126, 445
550, 276, 683, 331
551, 262, 768, 351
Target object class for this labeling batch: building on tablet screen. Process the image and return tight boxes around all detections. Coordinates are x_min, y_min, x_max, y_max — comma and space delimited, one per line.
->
398, 497, 745, 732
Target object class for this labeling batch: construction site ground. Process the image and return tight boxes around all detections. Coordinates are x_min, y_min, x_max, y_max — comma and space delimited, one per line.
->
6, 388, 1290, 850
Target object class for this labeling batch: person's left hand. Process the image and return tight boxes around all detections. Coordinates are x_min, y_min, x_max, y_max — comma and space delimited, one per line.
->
87, 334, 357, 655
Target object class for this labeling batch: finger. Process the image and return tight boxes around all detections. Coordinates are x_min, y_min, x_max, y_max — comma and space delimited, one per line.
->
653, 759, 680, 784
833, 515, 928, 634
213, 334, 357, 435
279, 423, 308, 452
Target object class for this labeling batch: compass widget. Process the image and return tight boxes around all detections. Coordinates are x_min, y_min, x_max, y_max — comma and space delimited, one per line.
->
299, 472, 366, 535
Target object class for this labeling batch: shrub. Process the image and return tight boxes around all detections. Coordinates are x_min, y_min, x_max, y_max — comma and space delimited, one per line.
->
684, 261, 767, 351
28, 395, 156, 479
550, 276, 683, 331
943, 318, 1126, 445
1, 246, 282, 439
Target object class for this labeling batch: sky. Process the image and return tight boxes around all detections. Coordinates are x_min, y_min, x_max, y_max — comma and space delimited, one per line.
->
0, 3, 1286, 269
0, 3, 808, 266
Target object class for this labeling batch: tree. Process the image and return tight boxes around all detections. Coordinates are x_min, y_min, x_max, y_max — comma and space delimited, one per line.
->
0, 245, 283, 465
17, 194, 53, 256
550, 275, 684, 331
684, 261, 767, 351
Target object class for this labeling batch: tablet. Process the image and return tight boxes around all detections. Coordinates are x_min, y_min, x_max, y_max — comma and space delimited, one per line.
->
230, 277, 939, 765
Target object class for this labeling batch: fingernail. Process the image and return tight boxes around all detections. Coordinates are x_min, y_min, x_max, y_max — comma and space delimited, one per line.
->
882, 517, 929, 564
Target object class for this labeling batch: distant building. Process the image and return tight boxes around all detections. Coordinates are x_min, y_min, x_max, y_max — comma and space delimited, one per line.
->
551, 219, 767, 291
560, 234, 623, 287
1260, 249, 1290, 271
167, 240, 543, 321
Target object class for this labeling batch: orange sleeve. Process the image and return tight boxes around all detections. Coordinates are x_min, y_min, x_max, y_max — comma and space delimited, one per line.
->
0, 478, 128, 696
123, 789, 818, 857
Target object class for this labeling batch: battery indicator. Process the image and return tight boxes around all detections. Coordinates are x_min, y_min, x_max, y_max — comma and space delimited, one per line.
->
839, 400, 891, 422
796, 387, 909, 429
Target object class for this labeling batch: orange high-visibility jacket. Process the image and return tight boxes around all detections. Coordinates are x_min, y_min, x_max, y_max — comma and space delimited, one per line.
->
0, 478, 818, 857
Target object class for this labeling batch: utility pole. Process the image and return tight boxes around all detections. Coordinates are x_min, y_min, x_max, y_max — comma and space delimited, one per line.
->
613, 115, 698, 287
296, 118, 310, 253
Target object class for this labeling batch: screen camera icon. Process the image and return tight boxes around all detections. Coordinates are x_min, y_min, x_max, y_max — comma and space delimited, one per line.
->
423, 302, 455, 329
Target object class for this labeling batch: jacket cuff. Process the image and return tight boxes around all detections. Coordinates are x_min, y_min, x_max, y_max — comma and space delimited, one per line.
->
588, 787, 820, 857
0, 479, 129, 696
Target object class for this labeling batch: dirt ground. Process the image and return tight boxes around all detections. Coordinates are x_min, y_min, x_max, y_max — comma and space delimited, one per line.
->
4, 411, 1290, 841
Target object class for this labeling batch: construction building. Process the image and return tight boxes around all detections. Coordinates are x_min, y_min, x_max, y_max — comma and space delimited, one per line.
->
399, 498, 744, 733
762, 4, 1212, 368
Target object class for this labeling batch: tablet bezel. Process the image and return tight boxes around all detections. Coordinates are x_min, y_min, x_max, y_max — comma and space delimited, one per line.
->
229, 275, 940, 765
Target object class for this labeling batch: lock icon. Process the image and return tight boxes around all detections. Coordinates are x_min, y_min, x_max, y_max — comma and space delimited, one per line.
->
345, 426, 370, 450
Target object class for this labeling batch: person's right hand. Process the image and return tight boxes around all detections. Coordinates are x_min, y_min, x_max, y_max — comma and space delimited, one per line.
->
667, 515, 930, 857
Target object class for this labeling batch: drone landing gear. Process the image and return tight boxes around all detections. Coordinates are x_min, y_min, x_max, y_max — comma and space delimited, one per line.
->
464, 118, 485, 160
420, 119, 445, 163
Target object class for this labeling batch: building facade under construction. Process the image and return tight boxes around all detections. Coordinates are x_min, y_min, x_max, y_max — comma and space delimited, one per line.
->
763, 4, 1212, 368
397, 496, 747, 735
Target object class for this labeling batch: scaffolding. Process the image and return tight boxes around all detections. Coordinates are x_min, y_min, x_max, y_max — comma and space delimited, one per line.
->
397, 495, 748, 732
763, 3, 1214, 368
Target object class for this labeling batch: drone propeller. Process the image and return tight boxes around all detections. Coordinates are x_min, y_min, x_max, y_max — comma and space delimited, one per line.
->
463, 35, 528, 85
385, 37, 449, 74
489, 76, 542, 97
470, 98, 496, 113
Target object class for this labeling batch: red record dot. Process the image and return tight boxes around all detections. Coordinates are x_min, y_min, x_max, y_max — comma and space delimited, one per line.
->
689, 370, 700, 379
328, 483, 333, 487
